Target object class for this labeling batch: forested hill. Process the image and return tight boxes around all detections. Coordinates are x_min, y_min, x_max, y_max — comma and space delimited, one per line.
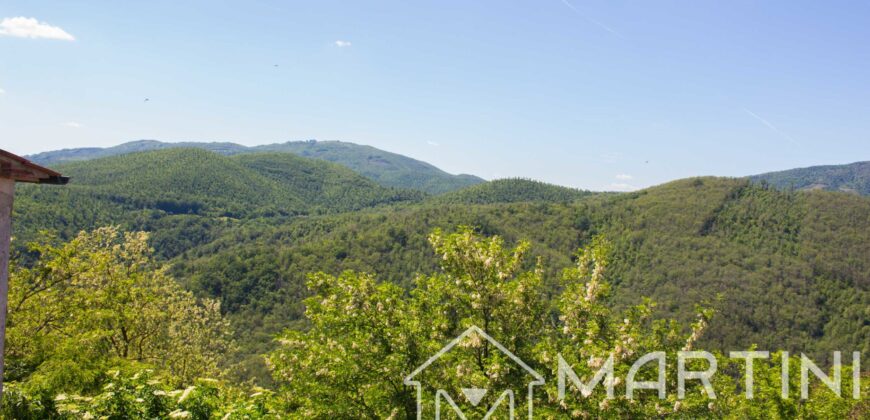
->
11, 153, 870, 383
27, 139, 484, 194
13, 148, 423, 257
431, 178, 595, 204
254, 140, 484, 194
750, 160, 870, 195
164, 177, 869, 376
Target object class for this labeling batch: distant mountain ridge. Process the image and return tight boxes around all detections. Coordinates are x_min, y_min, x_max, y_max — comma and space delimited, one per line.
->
750, 161, 870, 195
27, 140, 484, 194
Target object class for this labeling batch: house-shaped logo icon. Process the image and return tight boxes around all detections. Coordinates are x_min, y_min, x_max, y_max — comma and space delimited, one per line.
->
404, 325, 545, 419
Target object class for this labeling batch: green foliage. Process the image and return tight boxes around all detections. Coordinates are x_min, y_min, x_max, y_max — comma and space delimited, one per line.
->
13, 138, 870, 417
4, 226, 866, 417
267, 228, 865, 417
52, 148, 303, 218
233, 152, 423, 213
600, 179, 870, 360
11, 146, 870, 401
3, 370, 281, 419
13, 148, 423, 259
6, 227, 232, 395
266, 227, 573, 417
168, 179, 869, 380
713, 352, 869, 419
172, 201, 590, 378
50, 148, 422, 217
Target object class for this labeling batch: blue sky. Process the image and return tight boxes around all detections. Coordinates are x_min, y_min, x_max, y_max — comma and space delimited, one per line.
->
1, 1, 868, 191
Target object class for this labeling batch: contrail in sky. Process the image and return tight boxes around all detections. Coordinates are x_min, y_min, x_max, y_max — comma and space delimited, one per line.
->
559, 0, 624, 38
743, 108, 797, 144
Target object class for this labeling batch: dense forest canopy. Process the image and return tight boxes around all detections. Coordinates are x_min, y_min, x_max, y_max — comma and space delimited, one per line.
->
3, 224, 866, 418
13, 149, 423, 259
4, 148, 868, 417
165, 177, 870, 378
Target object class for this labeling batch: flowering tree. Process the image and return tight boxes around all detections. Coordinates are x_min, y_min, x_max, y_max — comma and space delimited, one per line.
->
5, 227, 232, 393
269, 228, 718, 417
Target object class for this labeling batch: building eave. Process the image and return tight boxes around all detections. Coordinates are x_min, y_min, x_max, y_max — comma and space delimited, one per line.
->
0, 149, 69, 184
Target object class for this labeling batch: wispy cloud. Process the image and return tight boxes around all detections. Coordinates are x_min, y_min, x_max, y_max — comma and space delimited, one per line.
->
610, 182, 637, 192
334, 40, 352, 48
64, 121, 84, 128
615, 174, 633, 180
559, 0, 623, 38
427, 141, 440, 147
0, 17, 75, 41
0, 88, 5, 94
743, 108, 796, 144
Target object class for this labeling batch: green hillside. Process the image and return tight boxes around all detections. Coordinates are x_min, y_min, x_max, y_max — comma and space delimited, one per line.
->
163, 177, 869, 377
54, 148, 305, 216
432, 178, 595, 204
27, 139, 485, 194
234, 153, 424, 212
254, 140, 484, 194
11, 155, 870, 384
13, 149, 422, 258
750, 161, 870, 195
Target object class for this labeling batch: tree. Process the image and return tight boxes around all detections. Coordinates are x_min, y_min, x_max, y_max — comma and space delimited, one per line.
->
5, 227, 232, 394
268, 228, 716, 417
